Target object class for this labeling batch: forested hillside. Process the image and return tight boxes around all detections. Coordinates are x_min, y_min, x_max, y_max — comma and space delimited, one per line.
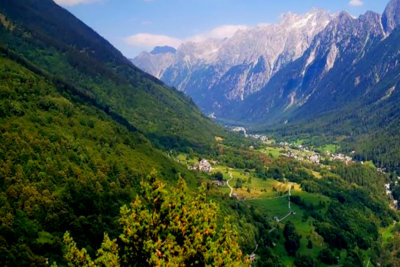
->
0, 49, 207, 264
0, 0, 227, 153
0, 1, 252, 265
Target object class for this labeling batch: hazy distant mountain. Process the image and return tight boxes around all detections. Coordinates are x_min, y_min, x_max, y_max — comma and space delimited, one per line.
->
133, 0, 400, 128
133, 9, 332, 114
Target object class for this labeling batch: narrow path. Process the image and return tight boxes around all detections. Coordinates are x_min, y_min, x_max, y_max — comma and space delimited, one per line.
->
267, 185, 294, 233
279, 211, 293, 222
227, 173, 234, 198
226, 177, 295, 235
249, 243, 258, 261
251, 244, 258, 255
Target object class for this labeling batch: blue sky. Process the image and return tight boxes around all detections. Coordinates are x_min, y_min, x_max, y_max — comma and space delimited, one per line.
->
55, 0, 388, 58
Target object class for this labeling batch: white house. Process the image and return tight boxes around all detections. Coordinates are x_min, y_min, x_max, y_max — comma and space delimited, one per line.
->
199, 159, 213, 173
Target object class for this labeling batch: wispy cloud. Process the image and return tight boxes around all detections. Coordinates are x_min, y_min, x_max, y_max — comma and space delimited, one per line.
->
188, 25, 248, 42
348, 0, 364, 7
125, 33, 182, 49
54, 0, 101, 6
125, 25, 247, 49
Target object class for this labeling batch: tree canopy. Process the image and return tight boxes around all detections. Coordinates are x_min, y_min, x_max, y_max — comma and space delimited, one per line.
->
63, 172, 249, 266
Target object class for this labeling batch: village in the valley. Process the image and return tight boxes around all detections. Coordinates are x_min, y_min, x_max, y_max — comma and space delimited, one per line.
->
172, 127, 400, 263
232, 126, 355, 166
174, 127, 400, 211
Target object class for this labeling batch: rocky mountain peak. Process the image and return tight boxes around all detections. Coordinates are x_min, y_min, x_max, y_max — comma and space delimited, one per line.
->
279, 8, 330, 27
333, 11, 356, 26
382, 0, 400, 33
132, 8, 334, 111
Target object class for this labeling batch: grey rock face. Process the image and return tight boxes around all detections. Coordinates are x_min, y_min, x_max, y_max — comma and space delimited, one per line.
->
382, 0, 400, 34
133, 9, 332, 114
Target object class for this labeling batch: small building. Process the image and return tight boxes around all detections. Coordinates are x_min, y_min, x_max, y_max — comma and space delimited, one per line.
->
199, 159, 213, 173
309, 154, 320, 164
211, 180, 226, 187
232, 127, 248, 137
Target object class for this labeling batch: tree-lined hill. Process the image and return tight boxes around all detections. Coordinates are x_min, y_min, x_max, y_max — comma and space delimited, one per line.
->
0, 0, 227, 153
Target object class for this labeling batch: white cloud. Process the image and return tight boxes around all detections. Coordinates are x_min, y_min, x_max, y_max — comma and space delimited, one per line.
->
125, 33, 182, 49
54, 0, 100, 6
125, 25, 247, 50
348, 0, 364, 7
188, 25, 248, 42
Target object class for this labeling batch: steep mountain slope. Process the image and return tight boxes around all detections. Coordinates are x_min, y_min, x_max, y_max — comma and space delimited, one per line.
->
0, 0, 227, 152
133, 9, 332, 115
233, 0, 400, 172
0, 1, 242, 264
382, 0, 400, 33
0, 49, 204, 265
230, 10, 386, 124
269, 25, 400, 171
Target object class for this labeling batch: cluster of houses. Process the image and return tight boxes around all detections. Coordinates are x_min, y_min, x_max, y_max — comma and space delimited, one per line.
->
278, 142, 291, 147
231, 126, 269, 143
283, 150, 321, 164
326, 152, 353, 164
279, 142, 355, 165
189, 159, 213, 173
211, 180, 227, 187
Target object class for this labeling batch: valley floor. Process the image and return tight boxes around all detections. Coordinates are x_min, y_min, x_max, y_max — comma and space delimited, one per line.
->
173, 136, 400, 266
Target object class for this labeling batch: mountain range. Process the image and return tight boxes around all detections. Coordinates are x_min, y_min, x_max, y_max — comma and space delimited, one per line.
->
133, 0, 400, 124
134, 0, 400, 170
133, 9, 332, 115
